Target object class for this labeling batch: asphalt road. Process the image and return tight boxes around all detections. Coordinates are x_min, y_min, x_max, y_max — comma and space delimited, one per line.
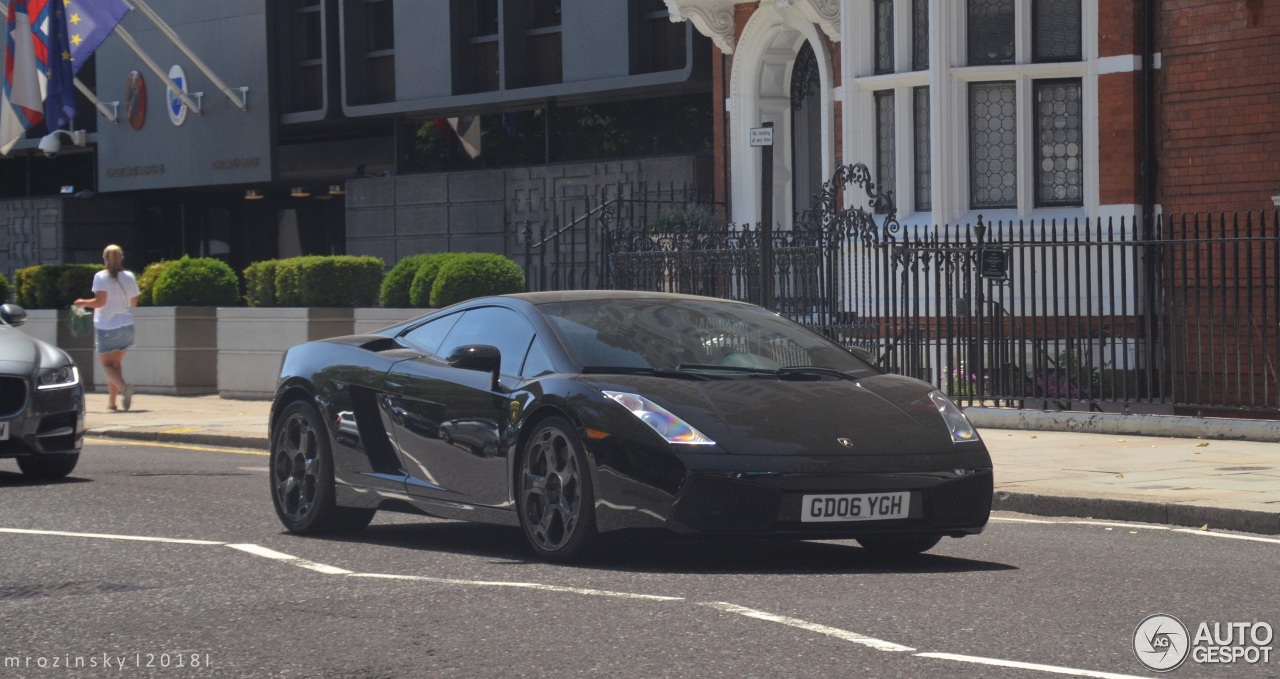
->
1, 439, 1277, 679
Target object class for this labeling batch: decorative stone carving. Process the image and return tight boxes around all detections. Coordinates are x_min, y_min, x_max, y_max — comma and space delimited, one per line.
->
775, 0, 841, 41
664, 0, 738, 54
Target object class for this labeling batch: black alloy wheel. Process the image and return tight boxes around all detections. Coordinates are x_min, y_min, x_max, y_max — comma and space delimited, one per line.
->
518, 417, 597, 562
271, 400, 374, 534
17, 453, 79, 480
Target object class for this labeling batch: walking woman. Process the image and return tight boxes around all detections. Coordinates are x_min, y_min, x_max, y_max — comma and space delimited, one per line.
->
74, 245, 140, 411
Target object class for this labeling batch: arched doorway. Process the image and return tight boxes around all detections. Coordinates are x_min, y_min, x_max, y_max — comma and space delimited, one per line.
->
790, 41, 822, 226
727, 7, 832, 228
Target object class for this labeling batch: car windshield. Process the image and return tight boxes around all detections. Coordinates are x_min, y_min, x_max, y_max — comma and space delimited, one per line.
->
538, 297, 877, 378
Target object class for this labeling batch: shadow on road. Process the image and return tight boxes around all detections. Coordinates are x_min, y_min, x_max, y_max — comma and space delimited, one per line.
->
324, 519, 1017, 575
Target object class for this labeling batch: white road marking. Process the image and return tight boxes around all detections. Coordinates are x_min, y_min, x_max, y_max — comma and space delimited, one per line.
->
1171, 528, 1280, 545
916, 652, 1151, 679
991, 517, 1172, 530
224, 543, 353, 575
350, 572, 684, 601
701, 602, 915, 652
0, 527, 223, 545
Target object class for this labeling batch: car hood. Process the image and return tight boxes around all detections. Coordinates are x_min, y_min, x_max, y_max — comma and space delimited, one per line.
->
578, 372, 956, 456
0, 327, 41, 371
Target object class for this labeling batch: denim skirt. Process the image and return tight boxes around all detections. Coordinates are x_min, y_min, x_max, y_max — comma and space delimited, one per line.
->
95, 324, 136, 354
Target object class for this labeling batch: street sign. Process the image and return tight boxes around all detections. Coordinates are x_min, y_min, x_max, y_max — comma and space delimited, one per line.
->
750, 127, 774, 147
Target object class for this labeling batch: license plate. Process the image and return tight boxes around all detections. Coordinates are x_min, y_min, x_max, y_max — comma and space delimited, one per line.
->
801, 492, 910, 522
0, 421, 8, 441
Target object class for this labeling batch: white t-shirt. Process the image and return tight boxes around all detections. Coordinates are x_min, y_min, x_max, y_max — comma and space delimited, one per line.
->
91, 270, 140, 330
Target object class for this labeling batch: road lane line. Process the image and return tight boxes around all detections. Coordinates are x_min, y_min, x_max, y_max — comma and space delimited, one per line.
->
991, 517, 1172, 530
224, 543, 353, 574
350, 573, 684, 601
0, 527, 223, 545
1170, 528, 1280, 544
701, 602, 915, 652
916, 652, 1150, 678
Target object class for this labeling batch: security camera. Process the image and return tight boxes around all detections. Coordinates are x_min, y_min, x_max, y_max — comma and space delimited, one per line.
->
38, 133, 61, 158
37, 130, 86, 158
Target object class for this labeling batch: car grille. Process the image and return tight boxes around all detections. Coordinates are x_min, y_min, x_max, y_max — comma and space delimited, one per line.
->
672, 475, 782, 532
924, 472, 993, 527
0, 376, 26, 416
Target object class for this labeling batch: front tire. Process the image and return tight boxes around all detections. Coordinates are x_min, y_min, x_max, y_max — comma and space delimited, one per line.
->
518, 417, 597, 562
855, 534, 941, 557
271, 400, 374, 535
17, 453, 79, 480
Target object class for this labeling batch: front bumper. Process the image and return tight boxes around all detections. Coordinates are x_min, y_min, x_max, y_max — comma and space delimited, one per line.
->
668, 469, 992, 536
0, 376, 85, 458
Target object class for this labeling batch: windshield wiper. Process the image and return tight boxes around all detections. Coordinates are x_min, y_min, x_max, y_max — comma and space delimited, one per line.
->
774, 366, 858, 381
580, 366, 709, 380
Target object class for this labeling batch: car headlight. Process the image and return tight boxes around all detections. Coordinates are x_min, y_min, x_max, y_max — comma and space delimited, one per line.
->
602, 391, 716, 445
928, 391, 978, 443
37, 365, 80, 390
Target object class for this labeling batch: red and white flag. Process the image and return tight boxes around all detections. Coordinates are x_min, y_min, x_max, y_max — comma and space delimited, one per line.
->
2, 0, 45, 155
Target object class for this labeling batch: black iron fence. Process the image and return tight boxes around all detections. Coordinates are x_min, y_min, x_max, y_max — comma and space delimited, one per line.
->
522, 166, 1280, 418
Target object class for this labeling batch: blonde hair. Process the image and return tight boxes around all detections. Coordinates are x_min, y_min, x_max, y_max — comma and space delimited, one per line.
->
103, 244, 125, 278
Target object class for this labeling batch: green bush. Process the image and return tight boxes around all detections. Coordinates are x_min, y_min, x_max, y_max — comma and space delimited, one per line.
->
408, 253, 463, 308
243, 259, 281, 307
151, 257, 240, 307
13, 264, 101, 309
136, 260, 173, 307
430, 253, 525, 307
274, 255, 383, 307
0, 271, 9, 303
380, 253, 437, 308
648, 204, 719, 232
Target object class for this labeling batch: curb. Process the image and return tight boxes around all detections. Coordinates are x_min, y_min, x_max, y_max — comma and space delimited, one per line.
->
993, 491, 1280, 536
967, 408, 1280, 442
88, 429, 269, 451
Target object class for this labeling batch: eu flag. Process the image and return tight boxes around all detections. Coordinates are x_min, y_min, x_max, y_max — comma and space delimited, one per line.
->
41, 0, 75, 130
64, 0, 129, 76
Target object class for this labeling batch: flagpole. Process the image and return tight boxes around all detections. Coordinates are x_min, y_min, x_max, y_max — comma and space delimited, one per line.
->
125, 0, 247, 111
73, 78, 118, 124
111, 21, 202, 116
0, 0, 117, 124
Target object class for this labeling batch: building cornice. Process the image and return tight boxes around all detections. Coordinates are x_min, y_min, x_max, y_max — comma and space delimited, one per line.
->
664, 0, 738, 54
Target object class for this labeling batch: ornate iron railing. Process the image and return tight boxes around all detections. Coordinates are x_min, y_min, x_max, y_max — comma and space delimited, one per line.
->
521, 165, 1280, 417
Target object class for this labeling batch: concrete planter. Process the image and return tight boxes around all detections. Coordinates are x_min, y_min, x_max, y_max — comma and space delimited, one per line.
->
18, 309, 97, 390
217, 308, 355, 399
90, 307, 219, 396
354, 307, 427, 335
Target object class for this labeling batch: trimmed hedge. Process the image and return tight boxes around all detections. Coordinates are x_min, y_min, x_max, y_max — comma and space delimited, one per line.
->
380, 253, 436, 308
407, 253, 463, 308
151, 257, 241, 307
136, 260, 173, 307
14, 264, 101, 309
272, 255, 383, 308
430, 253, 525, 307
243, 259, 281, 307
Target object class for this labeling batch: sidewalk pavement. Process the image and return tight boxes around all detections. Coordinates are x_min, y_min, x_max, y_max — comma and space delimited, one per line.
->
79, 392, 1280, 536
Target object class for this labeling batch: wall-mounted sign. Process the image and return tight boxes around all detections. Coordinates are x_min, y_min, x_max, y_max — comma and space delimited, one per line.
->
167, 64, 188, 126
125, 71, 147, 131
750, 127, 774, 147
980, 247, 1011, 280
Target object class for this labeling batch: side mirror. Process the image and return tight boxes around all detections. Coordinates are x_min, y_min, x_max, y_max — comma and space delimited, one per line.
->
446, 344, 501, 391
0, 303, 27, 327
848, 345, 876, 365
